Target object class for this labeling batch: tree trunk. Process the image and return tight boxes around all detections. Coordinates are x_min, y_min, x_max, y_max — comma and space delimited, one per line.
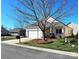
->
42, 30, 47, 41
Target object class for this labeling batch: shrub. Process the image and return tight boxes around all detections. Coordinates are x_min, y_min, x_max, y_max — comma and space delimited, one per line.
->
70, 38, 78, 45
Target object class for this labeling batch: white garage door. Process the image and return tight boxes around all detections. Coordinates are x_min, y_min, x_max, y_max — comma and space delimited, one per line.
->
29, 30, 38, 38
28, 30, 43, 39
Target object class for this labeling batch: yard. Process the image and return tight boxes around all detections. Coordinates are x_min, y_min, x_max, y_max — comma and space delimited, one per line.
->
21, 38, 78, 53
1, 36, 16, 41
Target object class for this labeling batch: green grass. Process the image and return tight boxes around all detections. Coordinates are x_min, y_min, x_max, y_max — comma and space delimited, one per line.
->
21, 39, 78, 53
1, 36, 16, 41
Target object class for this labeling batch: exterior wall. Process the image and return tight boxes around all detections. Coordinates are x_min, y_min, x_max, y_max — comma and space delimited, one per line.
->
38, 30, 43, 38
26, 29, 28, 37
26, 25, 72, 39
10, 32, 19, 36
50, 26, 56, 35
68, 23, 78, 35
64, 26, 72, 37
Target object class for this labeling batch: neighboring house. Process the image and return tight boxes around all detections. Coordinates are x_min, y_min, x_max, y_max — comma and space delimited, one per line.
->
9, 28, 20, 36
1, 26, 10, 36
68, 23, 78, 35
26, 17, 73, 39
9, 28, 26, 36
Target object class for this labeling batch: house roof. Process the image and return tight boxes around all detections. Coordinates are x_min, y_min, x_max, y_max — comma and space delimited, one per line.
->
26, 17, 72, 29
26, 25, 39, 29
9, 28, 20, 33
46, 17, 58, 23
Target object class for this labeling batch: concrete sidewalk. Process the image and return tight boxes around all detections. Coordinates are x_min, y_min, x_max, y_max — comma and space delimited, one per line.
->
1, 38, 78, 57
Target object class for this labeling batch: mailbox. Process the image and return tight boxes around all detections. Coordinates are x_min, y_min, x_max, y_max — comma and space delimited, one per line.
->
16, 36, 20, 39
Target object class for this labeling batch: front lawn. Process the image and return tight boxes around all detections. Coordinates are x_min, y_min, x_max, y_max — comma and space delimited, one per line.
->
21, 39, 78, 53
1, 36, 16, 41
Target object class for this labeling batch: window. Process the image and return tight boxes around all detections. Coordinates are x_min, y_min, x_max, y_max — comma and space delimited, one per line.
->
59, 29, 62, 34
56, 29, 62, 34
56, 29, 58, 34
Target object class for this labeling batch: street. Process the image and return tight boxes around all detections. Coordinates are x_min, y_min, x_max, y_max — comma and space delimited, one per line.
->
1, 43, 78, 59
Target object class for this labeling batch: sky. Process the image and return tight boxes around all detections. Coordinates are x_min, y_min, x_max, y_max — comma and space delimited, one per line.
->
1, 0, 78, 29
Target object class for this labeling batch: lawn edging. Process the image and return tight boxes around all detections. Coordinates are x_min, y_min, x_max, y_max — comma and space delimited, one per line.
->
2, 42, 78, 57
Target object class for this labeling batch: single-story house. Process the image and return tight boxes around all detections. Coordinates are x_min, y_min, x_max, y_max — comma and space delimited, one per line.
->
9, 28, 26, 36
9, 28, 20, 36
25, 17, 73, 39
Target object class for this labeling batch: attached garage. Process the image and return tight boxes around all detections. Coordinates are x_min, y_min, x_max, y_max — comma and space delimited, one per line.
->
26, 26, 43, 39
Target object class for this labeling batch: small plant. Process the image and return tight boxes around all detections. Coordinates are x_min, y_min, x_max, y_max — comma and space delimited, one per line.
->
70, 39, 77, 44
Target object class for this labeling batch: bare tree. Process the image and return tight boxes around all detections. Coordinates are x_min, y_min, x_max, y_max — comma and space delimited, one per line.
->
14, 0, 77, 41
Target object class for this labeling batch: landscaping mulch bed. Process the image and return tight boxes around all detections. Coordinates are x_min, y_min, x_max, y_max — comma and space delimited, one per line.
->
32, 39, 56, 44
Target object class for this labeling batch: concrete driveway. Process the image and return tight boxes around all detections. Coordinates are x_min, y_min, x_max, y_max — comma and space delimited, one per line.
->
1, 38, 33, 44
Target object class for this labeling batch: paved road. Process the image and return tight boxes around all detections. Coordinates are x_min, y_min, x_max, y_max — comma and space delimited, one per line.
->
1, 43, 78, 59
